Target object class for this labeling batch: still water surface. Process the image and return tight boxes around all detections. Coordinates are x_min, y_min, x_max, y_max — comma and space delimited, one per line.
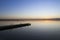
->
0, 21, 60, 40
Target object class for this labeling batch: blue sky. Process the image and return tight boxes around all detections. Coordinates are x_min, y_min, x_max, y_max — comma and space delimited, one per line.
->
0, 0, 60, 19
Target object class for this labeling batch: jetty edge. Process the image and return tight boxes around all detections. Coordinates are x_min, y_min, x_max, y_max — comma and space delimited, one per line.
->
0, 23, 31, 31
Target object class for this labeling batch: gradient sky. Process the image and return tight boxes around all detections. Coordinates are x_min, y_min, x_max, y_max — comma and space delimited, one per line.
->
0, 0, 60, 19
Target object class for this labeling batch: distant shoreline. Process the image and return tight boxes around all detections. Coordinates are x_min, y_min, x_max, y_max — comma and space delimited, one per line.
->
0, 18, 60, 21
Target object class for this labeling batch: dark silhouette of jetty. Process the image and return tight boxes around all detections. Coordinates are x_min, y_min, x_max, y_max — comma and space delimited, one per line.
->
0, 23, 31, 31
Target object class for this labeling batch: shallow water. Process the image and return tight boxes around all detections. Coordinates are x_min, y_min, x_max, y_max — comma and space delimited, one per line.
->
0, 21, 60, 40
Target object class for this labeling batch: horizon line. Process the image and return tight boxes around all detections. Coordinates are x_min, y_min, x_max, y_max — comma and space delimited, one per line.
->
0, 18, 60, 21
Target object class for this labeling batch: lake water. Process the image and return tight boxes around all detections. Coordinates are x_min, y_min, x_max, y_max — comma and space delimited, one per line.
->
0, 21, 60, 40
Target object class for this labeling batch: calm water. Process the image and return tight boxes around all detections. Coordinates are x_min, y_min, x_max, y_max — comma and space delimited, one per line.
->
0, 21, 60, 40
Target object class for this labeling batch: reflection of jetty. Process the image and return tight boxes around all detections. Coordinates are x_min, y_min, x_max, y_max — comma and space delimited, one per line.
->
0, 23, 31, 31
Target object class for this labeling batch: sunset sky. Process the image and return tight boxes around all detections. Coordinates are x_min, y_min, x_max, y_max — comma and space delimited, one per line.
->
0, 0, 60, 19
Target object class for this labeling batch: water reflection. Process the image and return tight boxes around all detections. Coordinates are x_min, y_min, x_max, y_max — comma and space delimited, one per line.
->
0, 21, 60, 40
0, 21, 60, 32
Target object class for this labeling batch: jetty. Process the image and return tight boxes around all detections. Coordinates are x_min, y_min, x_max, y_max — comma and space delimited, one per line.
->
0, 23, 31, 31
